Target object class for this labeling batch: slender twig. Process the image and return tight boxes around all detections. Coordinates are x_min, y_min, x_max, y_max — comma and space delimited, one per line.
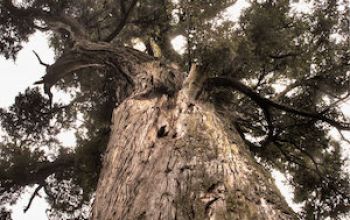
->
32, 51, 50, 67
337, 129, 350, 145
24, 184, 44, 213
278, 139, 323, 172
269, 52, 300, 59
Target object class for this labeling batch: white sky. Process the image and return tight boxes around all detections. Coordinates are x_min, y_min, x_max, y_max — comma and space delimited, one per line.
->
0, 32, 54, 107
0, 0, 349, 219
10, 188, 49, 220
0, 32, 53, 219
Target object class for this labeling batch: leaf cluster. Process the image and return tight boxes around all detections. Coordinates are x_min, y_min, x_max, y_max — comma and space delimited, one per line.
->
0, 0, 350, 219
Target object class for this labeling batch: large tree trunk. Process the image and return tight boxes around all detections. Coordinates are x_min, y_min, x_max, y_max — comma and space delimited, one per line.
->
91, 61, 297, 219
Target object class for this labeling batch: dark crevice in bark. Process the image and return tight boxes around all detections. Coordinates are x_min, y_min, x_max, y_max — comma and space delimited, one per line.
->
206, 181, 222, 193
204, 197, 220, 216
157, 125, 168, 138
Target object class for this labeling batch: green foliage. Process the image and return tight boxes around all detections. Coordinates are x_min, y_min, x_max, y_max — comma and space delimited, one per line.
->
74, 130, 109, 198
1, 88, 53, 139
0, 3, 33, 59
207, 1, 350, 218
293, 143, 350, 219
0, 0, 350, 219
0, 143, 44, 203
0, 207, 12, 220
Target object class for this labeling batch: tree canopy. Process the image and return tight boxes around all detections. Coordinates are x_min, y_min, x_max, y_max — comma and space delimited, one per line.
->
0, 0, 350, 219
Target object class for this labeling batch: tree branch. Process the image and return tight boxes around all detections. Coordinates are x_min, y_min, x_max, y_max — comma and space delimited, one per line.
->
32, 51, 50, 67
259, 107, 276, 147
269, 52, 300, 59
103, 0, 138, 42
233, 121, 264, 152
205, 77, 350, 130
28, 154, 75, 185
273, 140, 321, 175
33, 49, 106, 101
0, 154, 75, 195
337, 129, 350, 145
277, 139, 322, 173
24, 184, 44, 213
3, 0, 88, 41
273, 81, 302, 101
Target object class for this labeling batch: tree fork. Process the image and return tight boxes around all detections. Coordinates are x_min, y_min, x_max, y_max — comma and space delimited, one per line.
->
91, 64, 297, 219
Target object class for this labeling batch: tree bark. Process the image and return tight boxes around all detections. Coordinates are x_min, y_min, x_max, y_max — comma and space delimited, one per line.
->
91, 62, 297, 219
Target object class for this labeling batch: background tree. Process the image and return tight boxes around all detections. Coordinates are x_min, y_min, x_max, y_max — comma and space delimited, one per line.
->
0, 0, 349, 219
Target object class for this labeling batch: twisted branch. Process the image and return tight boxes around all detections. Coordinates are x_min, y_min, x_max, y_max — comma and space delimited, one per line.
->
205, 77, 350, 131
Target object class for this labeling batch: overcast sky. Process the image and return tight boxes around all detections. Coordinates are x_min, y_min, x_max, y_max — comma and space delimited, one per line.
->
0, 32, 53, 220
0, 0, 349, 219
0, 32, 54, 108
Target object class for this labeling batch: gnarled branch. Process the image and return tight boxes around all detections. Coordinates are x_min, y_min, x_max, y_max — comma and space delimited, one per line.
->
205, 77, 350, 131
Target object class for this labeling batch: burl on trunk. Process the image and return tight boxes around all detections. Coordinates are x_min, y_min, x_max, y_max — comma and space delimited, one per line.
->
91, 62, 297, 220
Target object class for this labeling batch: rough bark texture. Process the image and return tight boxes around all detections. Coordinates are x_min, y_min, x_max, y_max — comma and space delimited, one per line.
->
91, 62, 297, 220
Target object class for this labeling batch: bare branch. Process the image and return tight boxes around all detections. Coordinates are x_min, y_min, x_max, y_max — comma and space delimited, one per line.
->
32, 51, 50, 67
205, 77, 350, 130
24, 184, 44, 213
33, 49, 106, 101
269, 52, 300, 59
233, 121, 264, 152
337, 130, 350, 145
273, 81, 302, 101
326, 92, 350, 110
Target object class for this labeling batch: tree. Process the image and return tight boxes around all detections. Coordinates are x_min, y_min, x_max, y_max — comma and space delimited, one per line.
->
0, 0, 350, 219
